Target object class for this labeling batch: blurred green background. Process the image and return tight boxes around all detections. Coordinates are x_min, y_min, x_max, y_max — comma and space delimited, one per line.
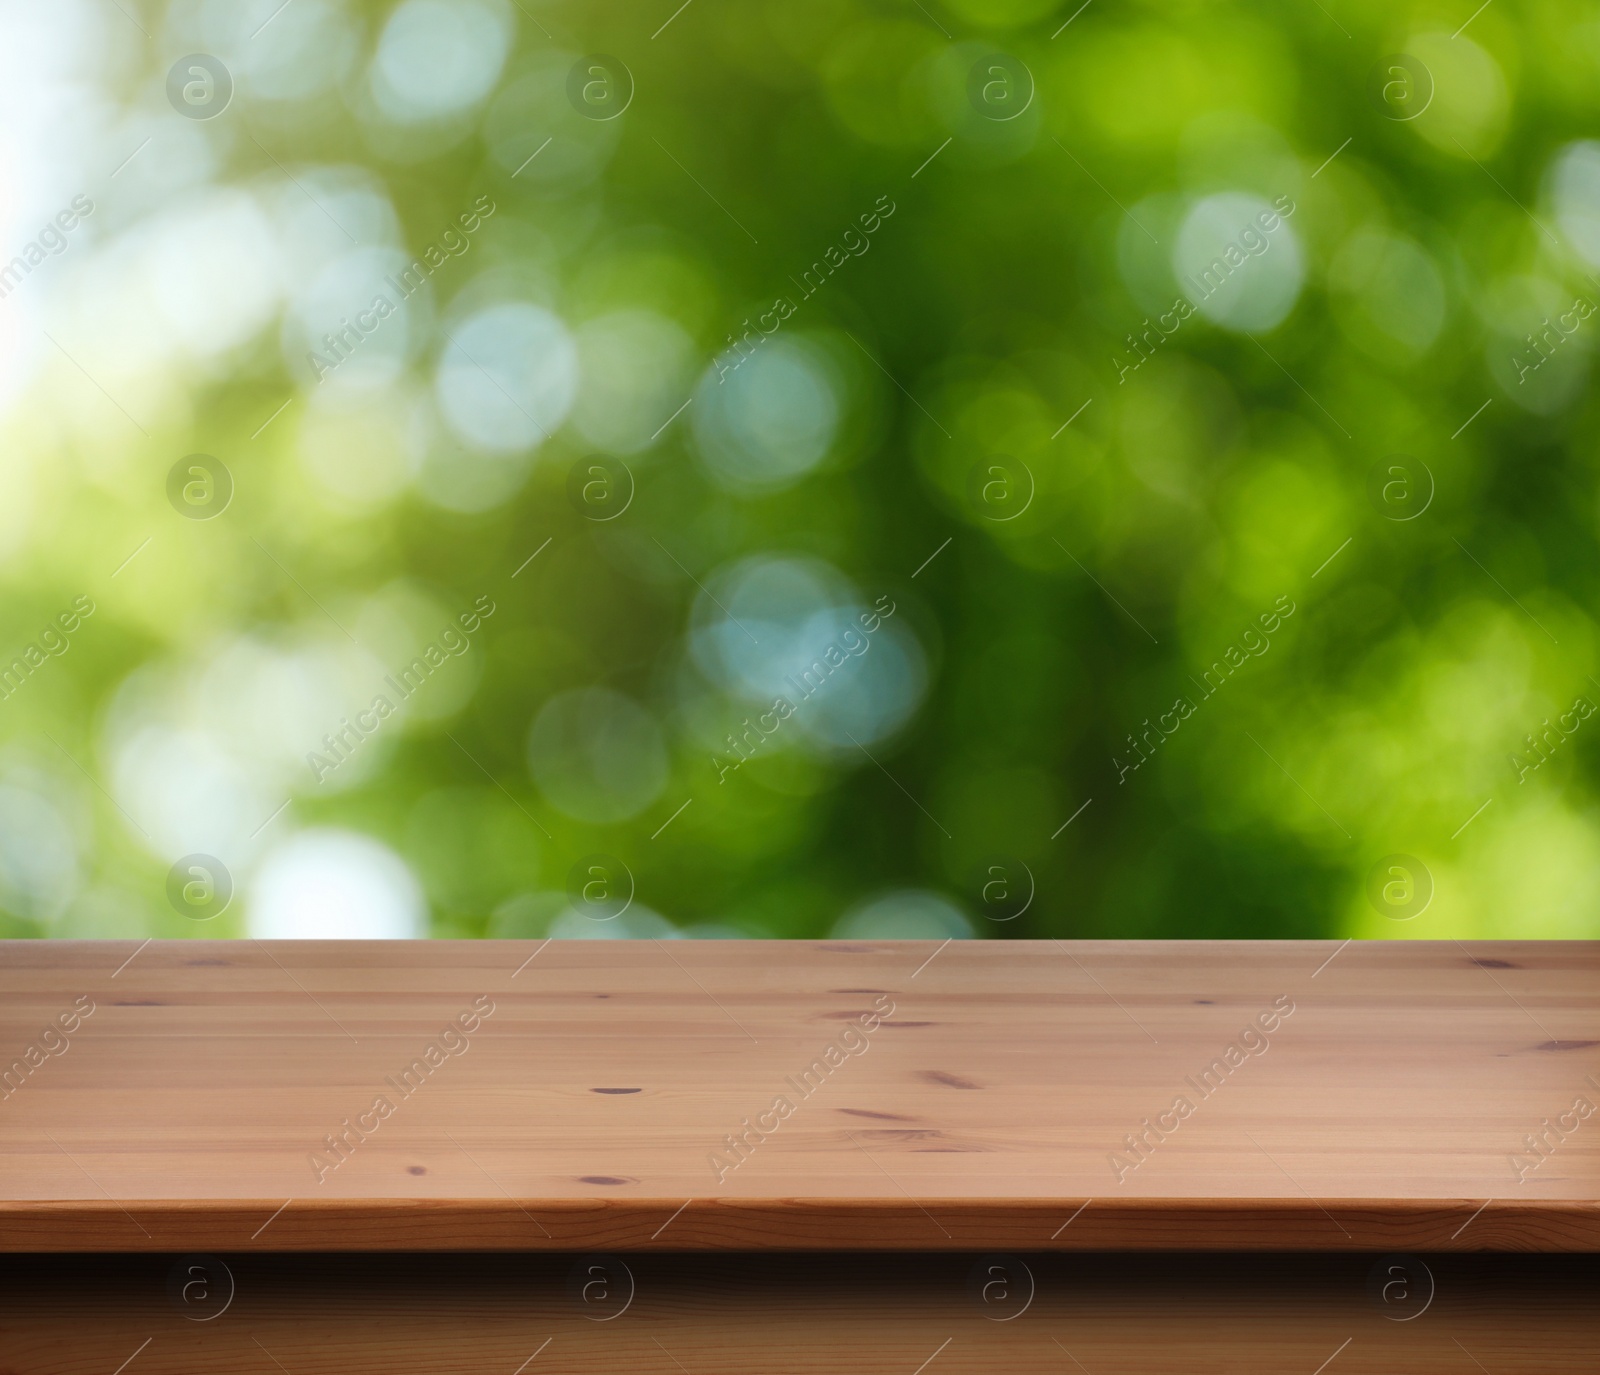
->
1, 0, 1597, 942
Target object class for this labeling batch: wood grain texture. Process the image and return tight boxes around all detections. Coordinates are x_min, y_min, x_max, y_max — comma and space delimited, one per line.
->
3, 1253, 1597, 1375
1, 939, 1598, 1251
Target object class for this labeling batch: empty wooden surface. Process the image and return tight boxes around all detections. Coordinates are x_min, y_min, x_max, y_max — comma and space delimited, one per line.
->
1, 939, 1598, 1251
4, 1252, 1596, 1375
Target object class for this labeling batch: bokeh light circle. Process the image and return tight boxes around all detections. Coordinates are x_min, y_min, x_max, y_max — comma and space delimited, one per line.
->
1172, 193, 1304, 333
248, 830, 426, 938
689, 556, 928, 752
691, 336, 842, 493
435, 303, 577, 453
527, 689, 669, 824
371, 0, 512, 124
831, 890, 974, 940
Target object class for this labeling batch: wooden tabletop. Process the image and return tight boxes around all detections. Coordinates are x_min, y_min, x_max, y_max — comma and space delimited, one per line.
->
1, 939, 1597, 1252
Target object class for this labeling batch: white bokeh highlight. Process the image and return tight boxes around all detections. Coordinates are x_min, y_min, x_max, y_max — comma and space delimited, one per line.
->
1172, 192, 1304, 334
692, 335, 841, 493
830, 890, 974, 941
248, 829, 425, 939
435, 301, 577, 452
370, 0, 513, 125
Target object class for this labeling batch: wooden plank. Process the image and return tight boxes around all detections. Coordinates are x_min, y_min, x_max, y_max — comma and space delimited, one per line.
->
4, 1252, 1598, 1375
0, 939, 1597, 1251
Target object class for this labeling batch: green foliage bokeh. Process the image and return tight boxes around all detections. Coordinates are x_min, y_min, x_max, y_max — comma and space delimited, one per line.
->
3, 0, 1599, 941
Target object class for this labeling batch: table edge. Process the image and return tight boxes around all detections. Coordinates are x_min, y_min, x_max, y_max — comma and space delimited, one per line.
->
4, 1196, 1599, 1252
